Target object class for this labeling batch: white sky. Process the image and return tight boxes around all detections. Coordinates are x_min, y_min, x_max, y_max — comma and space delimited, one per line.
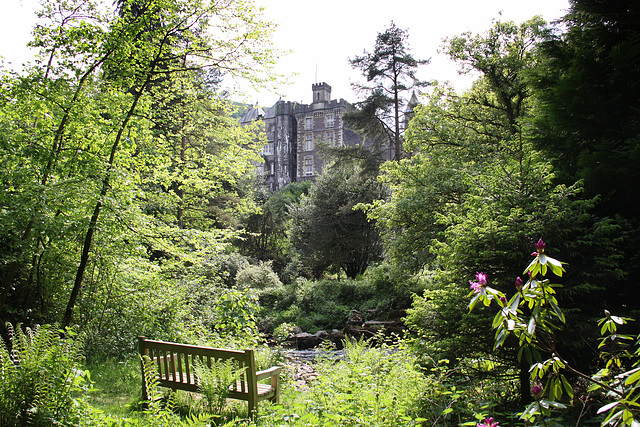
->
1, 0, 570, 106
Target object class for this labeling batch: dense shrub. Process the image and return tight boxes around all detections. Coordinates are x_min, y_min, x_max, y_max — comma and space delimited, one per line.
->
236, 261, 284, 293
259, 276, 396, 333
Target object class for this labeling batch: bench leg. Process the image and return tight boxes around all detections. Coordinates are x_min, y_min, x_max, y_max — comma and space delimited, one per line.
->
269, 375, 280, 404
248, 398, 258, 418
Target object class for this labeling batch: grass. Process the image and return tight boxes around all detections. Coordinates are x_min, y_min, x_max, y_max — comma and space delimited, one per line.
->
81, 339, 501, 426
85, 358, 142, 417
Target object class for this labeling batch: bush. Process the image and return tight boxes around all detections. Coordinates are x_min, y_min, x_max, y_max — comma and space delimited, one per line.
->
236, 261, 283, 292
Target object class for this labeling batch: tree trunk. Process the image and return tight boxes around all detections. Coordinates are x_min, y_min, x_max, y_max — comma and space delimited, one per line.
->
61, 49, 161, 327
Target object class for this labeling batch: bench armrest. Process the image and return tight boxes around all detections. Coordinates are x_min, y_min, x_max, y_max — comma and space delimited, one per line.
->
256, 366, 282, 381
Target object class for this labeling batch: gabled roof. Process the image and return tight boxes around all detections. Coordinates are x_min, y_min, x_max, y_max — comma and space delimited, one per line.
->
263, 102, 278, 119
239, 103, 265, 123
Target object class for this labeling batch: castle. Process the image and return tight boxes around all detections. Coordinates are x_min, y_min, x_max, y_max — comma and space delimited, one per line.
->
240, 82, 418, 191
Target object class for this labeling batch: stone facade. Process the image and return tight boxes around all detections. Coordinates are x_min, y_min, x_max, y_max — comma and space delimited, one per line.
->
240, 82, 369, 191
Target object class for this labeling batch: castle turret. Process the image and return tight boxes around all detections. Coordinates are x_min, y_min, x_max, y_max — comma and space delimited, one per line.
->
403, 91, 419, 129
312, 82, 332, 104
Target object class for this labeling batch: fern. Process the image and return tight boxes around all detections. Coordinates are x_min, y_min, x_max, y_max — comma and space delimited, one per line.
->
193, 358, 243, 415
140, 354, 163, 409
0, 322, 87, 426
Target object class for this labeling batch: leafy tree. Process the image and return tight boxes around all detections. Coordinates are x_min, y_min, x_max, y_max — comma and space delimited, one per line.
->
142, 68, 261, 232
289, 164, 385, 279
532, 0, 640, 219
347, 21, 429, 161
531, 0, 640, 323
0, 0, 278, 335
372, 18, 613, 404
237, 181, 311, 269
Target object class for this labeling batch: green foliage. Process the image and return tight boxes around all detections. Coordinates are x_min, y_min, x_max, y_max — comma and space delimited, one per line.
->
529, 1, 640, 352
212, 289, 261, 344
264, 277, 379, 332
236, 261, 283, 292
194, 359, 243, 415
0, 322, 89, 426
0, 0, 279, 341
260, 338, 428, 426
532, 0, 640, 219
237, 181, 312, 269
468, 242, 640, 426
289, 164, 384, 279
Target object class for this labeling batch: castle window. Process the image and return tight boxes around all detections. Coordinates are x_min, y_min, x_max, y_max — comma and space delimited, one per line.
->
326, 115, 334, 127
304, 157, 313, 176
327, 131, 334, 145
305, 117, 313, 130
305, 134, 313, 151
262, 142, 274, 155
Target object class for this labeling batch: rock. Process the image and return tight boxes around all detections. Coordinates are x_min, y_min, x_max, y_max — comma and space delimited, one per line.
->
348, 310, 364, 325
328, 329, 345, 349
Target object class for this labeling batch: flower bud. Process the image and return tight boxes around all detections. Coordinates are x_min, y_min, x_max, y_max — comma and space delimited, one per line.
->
535, 238, 546, 253
531, 384, 543, 399
515, 277, 524, 291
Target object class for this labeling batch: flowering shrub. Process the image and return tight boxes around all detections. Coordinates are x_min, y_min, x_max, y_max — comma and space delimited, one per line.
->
477, 416, 499, 427
467, 239, 640, 426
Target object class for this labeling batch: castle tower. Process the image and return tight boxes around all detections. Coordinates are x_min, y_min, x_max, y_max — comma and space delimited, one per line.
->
312, 82, 332, 104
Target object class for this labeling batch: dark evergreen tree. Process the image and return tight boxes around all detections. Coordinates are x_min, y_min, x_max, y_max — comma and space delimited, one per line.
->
533, 0, 640, 219
289, 165, 385, 279
531, 0, 640, 320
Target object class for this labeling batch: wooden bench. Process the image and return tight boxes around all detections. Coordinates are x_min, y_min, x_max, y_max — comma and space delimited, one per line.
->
138, 337, 282, 416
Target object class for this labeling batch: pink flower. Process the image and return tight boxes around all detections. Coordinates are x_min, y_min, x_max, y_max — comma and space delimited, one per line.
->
469, 272, 487, 293
532, 384, 543, 398
499, 296, 507, 305
469, 281, 483, 293
535, 238, 546, 253
477, 417, 500, 427
475, 272, 488, 285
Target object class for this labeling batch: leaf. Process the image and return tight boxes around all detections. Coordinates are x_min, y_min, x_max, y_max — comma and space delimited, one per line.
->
468, 293, 480, 310
546, 400, 567, 409
509, 293, 521, 313
597, 401, 619, 414
549, 301, 566, 323
524, 257, 538, 275
560, 375, 574, 399
611, 315, 625, 325
625, 367, 640, 386
528, 317, 536, 336
545, 256, 565, 276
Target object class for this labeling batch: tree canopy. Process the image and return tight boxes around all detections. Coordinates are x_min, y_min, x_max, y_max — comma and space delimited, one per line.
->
346, 22, 429, 161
